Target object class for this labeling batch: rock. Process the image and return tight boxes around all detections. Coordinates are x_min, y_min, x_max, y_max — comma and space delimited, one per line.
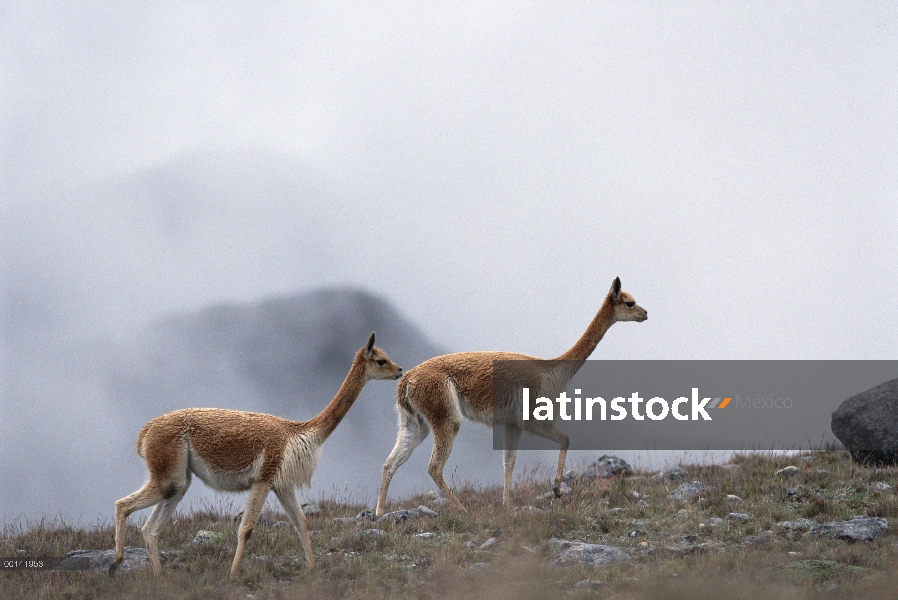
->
609, 507, 626, 514
655, 467, 689, 481
581, 455, 633, 479
816, 469, 830, 476
726, 494, 741, 502
432, 498, 449, 506
479, 537, 499, 551
709, 517, 724, 527
469, 562, 492, 572
424, 490, 439, 499
776, 466, 801, 478
872, 482, 893, 492
464, 541, 478, 549
776, 518, 817, 534
776, 516, 888, 541
555, 542, 632, 568
63, 547, 150, 573
376, 506, 437, 524
727, 512, 752, 522
191, 530, 224, 544
814, 517, 888, 541
537, 482, 572, 499
668, 481, 707, 502
832, 377, 898, 464
357, 529, 388, 539
575, 579, 605, 590
415, 532, 436, 539
562, 469, 580, 482
301, 503, 322, 516
355, 509, 376, 522
548, 537, 584, 553
787, 484, 807, 498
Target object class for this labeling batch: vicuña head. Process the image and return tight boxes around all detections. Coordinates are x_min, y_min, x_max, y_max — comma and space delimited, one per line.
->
376, 276, 646, 516
111, 332, 401, 577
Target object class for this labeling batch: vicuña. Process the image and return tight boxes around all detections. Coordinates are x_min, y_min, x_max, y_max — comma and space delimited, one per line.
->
376, 277, 647, 516
111, 332, 402, 577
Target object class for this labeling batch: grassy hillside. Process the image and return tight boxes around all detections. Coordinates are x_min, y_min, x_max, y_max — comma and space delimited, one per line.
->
3, 449, 898, 599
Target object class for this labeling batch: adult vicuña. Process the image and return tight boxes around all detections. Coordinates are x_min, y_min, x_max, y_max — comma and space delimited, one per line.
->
376, 277, 647, 516
111, 332, 402, 577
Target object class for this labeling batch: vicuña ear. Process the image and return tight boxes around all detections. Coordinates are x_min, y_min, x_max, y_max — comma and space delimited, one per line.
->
610, 276, 621, 301
366, 332, 376, 357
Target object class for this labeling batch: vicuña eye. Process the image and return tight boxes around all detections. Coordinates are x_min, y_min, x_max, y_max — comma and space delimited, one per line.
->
376, 359, 387, 366
625, 302, 635, 308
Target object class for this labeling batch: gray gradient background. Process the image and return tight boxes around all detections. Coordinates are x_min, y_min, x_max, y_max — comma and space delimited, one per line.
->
2, 3, 896, 524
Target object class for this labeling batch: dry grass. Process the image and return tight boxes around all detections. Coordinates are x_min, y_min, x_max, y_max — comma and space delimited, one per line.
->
2, 450, 897, 599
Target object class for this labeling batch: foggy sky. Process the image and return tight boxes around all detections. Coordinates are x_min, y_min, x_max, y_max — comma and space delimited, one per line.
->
2, 3, 896, 524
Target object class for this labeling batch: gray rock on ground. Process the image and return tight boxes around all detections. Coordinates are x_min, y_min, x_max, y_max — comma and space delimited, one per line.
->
357, 529, 388, 539
580, 455, 633, 479
727, 512, 752, 522
191, 530, 224, 544
63, 547, 150, 573
831, 377, 898, 464
776, 466, 801, 478
376, 505, 438, 524
478, 537, 499, 551
776, 516, 888, 541
537, 482, 572, 499
550, 538, 632, 568
655, 466, 689, 481
814, 517, 888, 542
668, 481, 707, 502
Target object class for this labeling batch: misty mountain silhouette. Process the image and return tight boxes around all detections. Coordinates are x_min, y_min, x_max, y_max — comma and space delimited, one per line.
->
109, 286, 442, 423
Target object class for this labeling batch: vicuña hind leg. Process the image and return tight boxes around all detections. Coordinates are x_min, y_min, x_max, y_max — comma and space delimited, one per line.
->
274, 486, 315, 569
231, 481, 271, 577
140, 473, 191, 576
111, 483, 167, 576
427, 420, 467, 513
377, 411, 430, 517
523, 421, 569, 496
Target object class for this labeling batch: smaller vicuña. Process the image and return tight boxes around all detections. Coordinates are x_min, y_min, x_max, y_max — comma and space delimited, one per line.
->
110, 332, 402, 577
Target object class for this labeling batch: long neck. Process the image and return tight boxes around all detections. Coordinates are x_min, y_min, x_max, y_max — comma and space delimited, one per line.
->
554, 296, 616, 362
305, 351, 369, 441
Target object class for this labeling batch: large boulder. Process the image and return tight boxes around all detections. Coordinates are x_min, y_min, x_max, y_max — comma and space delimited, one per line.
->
831, 378, 898, 464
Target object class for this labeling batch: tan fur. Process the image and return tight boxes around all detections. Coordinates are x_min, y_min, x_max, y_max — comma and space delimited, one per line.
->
376, 277, 647, 515
111, 332, 401, 577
